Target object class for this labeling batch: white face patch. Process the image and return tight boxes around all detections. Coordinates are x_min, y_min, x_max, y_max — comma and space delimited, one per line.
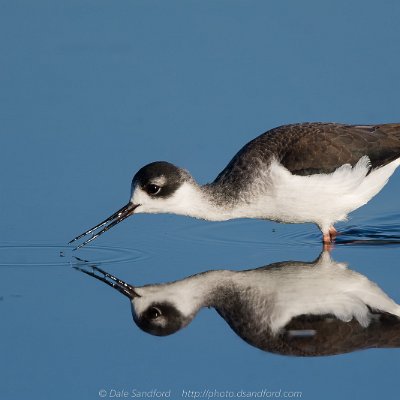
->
130, 185, 172, 214
130, 186, 150, 212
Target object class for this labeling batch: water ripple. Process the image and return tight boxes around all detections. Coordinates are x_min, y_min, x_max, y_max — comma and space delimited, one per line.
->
335, 225, 400, 246
169, 212, 400, 249
170, 220, 319, 251
0, 243, 148, 267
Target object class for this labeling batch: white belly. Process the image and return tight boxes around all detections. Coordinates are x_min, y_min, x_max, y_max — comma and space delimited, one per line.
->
240, 156, 400, 232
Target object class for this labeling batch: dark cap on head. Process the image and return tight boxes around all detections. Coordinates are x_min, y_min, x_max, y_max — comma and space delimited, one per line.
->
132, 161, 188, 198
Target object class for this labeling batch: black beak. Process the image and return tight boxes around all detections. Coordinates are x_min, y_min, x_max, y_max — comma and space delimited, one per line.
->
74, 264, 141, 299
69, 202, 140, 250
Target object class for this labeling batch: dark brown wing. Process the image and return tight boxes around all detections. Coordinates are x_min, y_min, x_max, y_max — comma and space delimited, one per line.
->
215, 123, 400, 181
275, 312, 400, 356
218, 303, 400, 356
279, 123, 400, 175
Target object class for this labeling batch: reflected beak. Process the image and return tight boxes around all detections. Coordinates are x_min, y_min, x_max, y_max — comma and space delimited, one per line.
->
74, 264, 141, 299
69, 202, 140, 250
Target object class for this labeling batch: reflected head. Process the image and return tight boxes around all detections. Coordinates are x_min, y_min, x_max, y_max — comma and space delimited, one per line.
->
132, 301, 192, 336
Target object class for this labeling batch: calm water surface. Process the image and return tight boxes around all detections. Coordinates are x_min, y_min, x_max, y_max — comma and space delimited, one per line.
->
2, 2, 400, 399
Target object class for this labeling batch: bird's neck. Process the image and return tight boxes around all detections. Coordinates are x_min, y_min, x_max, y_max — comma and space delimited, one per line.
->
182, 269, 237, 307
172, 181, 245, 221
144, 270, 237, 318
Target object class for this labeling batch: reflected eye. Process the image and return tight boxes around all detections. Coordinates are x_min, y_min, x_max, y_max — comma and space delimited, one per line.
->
146, 307, 162, 320
146, 184, 161, 195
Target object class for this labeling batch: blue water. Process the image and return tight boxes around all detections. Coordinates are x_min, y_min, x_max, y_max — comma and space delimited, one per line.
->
1, 1, 400, 399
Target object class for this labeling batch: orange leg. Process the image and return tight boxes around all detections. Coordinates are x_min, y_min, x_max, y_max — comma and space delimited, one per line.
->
329, 226, 337, 239
323, 232, 331, 243
322, 226, 338, 251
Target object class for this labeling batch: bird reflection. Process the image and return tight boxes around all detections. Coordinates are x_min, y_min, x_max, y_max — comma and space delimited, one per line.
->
75, 252, 400, 356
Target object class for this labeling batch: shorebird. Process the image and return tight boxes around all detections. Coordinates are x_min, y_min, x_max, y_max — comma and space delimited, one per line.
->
75, 253, 400, 356
70, 123, 400, 249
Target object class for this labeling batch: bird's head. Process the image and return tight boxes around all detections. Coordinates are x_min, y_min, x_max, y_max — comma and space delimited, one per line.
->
69, 161, 197, 249
75, 266, 202, 336
130, 161, 195, 215
131, 295, 194, 336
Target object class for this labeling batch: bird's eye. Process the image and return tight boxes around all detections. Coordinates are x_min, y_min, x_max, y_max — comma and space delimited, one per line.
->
146, 307, 162, 320
146, 184, 161, 195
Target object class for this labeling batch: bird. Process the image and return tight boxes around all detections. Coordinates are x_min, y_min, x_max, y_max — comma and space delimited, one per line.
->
75, 252, 400, 356
69, 122, 400, 249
